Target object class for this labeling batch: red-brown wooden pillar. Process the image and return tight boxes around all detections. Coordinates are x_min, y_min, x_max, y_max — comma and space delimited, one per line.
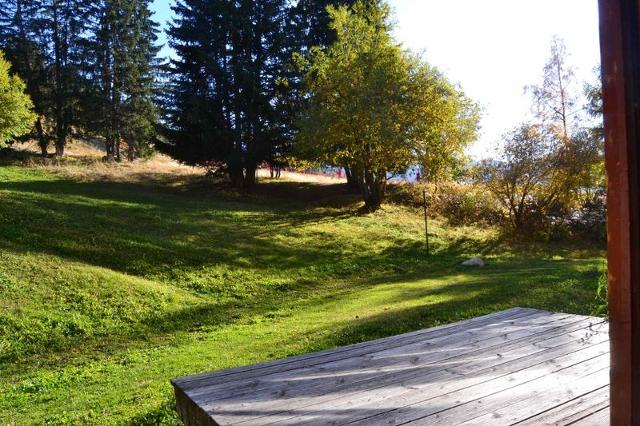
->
599, 0, 640, 424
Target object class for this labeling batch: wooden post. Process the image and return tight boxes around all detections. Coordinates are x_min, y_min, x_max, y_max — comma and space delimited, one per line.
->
599, 0, 640, 424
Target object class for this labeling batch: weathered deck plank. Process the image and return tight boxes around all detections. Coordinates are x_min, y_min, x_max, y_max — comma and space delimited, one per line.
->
175, 308, 534, 392
172, 308, 609, 425
238, 323, 608, 425
517, 385, 610, 425
192, 313, 587, 405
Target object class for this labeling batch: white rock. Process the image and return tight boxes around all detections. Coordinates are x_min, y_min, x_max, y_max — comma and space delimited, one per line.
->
462, 257, 485, 267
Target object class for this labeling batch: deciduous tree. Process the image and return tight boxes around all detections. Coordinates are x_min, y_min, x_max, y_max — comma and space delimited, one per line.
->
526, 36, 577, 141
296, 1, 479, 211
480, 124, 557, 230
0, 51, 36, 146
527, 38, 604, 209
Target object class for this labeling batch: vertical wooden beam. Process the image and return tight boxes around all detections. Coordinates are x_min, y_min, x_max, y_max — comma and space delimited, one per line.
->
599, 0, 640, 424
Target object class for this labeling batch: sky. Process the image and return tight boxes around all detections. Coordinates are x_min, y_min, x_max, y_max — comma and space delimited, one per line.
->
150, 0, 602, 159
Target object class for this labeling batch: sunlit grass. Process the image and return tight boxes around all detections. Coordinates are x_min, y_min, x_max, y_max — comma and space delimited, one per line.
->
0, 164, 605, 424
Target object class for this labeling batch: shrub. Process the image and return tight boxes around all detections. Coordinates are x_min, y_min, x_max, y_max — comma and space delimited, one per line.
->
388, 182, 503, 226
568, 195, 607, 241
535, 195, 607, 242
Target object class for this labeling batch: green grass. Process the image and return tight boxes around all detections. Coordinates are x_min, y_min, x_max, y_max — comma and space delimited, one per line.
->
0, 164, 605, 425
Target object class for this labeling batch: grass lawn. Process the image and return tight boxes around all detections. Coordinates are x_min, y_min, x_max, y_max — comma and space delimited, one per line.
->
0, 160, 605, 425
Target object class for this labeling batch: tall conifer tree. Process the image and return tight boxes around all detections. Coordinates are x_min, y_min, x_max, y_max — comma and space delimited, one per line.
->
1, 0, 52, 155
290, 0, 358, 52
83, 0, 160, 161
41, 0, 95, 156
166, 0, 290, 190
0, 0, 95, 156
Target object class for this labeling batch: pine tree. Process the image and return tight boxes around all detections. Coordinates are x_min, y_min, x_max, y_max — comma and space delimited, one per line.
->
0, 0, 96, 156
82, 0, 159, 161
290, 0, 358, 52
120, 0, 160, 160
41, 0, 96, 156
167, 0, 290, 190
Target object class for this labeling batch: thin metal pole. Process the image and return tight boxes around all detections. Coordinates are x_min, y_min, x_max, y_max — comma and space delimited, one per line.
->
423, 188, 429, 254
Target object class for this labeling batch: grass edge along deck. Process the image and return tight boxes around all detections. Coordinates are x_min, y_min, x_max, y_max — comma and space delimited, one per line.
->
171, 307, 609, 425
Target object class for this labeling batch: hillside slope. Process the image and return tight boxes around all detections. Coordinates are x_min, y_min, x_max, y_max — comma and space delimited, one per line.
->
0, 160, 604, 424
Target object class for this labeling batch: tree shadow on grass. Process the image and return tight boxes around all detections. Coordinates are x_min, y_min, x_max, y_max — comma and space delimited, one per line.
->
311, 260, 601, 351
129, 245, 599, 369
123, 256, 601, 425
0, 179, 358, 277
0, 175, 602, 370
0, 216, 510, 373
0, 176, 511, 367
1, 176, 509, 292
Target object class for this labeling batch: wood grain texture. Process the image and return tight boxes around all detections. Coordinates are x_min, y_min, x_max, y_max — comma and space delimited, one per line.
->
598, 0, 640, 424
172, 309, 609, 425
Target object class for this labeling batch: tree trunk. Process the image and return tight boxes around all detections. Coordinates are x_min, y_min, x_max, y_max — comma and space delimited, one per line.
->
115, 136, 121, 162
127, 137, 135, 162
243, 165, 257, 193
105, 135, 116, 161
344, 166, 361, 193
228, 165, 244, 189
361, 169, 386, 212
513, 206, 524, 230
55, 137, 65, 157
35, 117, 48, 157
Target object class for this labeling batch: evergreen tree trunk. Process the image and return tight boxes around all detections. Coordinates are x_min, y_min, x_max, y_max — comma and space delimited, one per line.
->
105, 135, 116, 161
243, 164, 257, 192
35, 117, 48, 156
126, 136, 135, 161
228, 165, 243, 189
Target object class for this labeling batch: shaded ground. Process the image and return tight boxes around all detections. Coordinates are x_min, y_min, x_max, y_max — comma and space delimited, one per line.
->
0, 158, 605, 425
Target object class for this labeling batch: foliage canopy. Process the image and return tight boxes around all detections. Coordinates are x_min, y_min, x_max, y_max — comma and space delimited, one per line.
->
481, 37, 605, 235
0, 0, 159, 159
0, 51, 36, 146
295, 1, 479, 210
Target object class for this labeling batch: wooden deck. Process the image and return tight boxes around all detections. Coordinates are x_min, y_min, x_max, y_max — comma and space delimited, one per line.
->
171, 308, 610, 425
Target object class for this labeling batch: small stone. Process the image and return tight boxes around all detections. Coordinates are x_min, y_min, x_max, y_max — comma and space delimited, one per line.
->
462, 257, 485, 267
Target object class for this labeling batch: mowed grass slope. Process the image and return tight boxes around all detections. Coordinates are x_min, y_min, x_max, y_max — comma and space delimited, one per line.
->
0, 162, 604, 424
